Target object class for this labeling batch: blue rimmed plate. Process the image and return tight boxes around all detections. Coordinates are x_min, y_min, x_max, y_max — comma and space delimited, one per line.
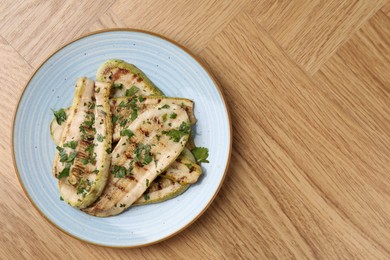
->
12, 29, 231, 247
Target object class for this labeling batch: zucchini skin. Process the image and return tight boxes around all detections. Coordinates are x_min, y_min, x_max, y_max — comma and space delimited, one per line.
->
54, 78, 113, 208
83, 104, 190, 216
96, 59, 164, 97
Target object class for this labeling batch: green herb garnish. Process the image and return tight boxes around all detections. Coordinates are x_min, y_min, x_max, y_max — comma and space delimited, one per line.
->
120, 129, 134, 138
191, 147, 209, 163
112, 115, 119, 124
162, 121, 191, 142
170, 113, 177, 119
130, 108, 138, 121
159, 104, 170, 110
125, 85, 139, 96
63, 141, 77, 149
97, 134, 104, 142
52, 108, 67, 125
113, 83, 123, 90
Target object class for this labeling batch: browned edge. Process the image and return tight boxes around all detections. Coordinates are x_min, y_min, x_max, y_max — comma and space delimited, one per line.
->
11, 28, 233, 248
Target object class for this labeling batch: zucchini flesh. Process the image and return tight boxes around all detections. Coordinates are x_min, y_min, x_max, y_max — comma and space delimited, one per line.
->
160, 155, 202, 184
53, 78, 112, 208
50, 96, 196, 144
110, 96, 196, 142
83, 104, 190, 216
133, 177, 189, 205
134, 147, 199, 205
96, 59, 163, 97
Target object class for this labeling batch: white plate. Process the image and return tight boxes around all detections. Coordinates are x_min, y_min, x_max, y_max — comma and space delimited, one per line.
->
13, 29, 231, 247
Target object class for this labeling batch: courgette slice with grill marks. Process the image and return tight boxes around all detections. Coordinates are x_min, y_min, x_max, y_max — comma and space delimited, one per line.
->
83, 104, 190, 216
110, 96, 196, 142
134, 177, 189, 205
96, 59, 163, 97
134, 147, 199, 205
53, 78, 112, 208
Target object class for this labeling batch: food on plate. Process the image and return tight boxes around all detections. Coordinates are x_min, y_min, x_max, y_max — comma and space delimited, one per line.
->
50, 60, 209, 216
83, 104, 190, 216
53, 78, 112, 208
96, 59, 163, 97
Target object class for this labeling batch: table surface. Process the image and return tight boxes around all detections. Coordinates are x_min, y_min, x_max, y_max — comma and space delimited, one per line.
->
1, 1, 390, 259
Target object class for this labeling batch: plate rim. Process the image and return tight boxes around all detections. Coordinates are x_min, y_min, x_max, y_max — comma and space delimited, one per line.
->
11, 28, 232, 248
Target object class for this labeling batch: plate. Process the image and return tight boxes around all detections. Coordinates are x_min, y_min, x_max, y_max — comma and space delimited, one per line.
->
12, 29, 231, 247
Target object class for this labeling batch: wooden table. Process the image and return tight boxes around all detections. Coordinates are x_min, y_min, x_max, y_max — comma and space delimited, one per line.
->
1, 1, 389, 259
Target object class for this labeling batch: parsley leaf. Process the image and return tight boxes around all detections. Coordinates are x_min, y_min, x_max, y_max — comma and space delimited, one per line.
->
144, 194, 150, 201
134, 143, 153, 166
162, 122, 191, 142
125, 85, 139, 96
192, 147, 209, 163
159, 104, 170, 110
120, 129, 134, 138
63, 141, 77, 149
162, 113, 168, 122
138, 96, 145, 102
66, 151, 78, 162
119, 118, 128, 127
97, 134, 104, 142
130, 108, 138, 121
52, 108, 67, 125
170, 113, 177, 119
113, 83, 123, 90
112, 115, 119, 124
58, 162, 71, 179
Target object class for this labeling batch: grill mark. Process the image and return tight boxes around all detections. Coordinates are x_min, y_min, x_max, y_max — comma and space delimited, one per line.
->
112, 68, 128, 81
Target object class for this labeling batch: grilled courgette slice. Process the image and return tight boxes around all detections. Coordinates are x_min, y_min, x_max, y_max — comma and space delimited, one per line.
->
134, 177, 189, 205
53, 78, 112, 208
110, 96, 196, 142
134, 147, 200, 205
96, 59, 163, 97
83, 104, 190, 216
51, 96, 196, 144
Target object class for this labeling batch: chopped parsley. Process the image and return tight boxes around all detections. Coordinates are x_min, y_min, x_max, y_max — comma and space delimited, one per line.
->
192, 147, 209, 163
63, 141, 77, 149
113, 83, 123, 90
96, 87, 100, 93
159, 104, 170, 110
185, 163, 193, 170
125, 85, 139, 96
112, 115, 119, 124
134, 143, 152, 166
144, 194, 150, 201
146, 179, 149, 187
130, 108, 138, 121
106, 147, 111, 154
162, 121, 191, 142
138, 96, 145, 102
120, 129, 134, 138
112, 164, 132, 178
58, 163, 71, 179
156, 134, 161, 141
97, 134, 104, 142
162, 113, 168, 122
119, 118, 128, 127
52, 108, 67, 125
67, 151, 78, 162
170, 113, 177, 119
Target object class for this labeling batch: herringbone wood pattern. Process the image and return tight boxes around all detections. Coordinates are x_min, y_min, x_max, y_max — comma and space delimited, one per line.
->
1, 1, 389, 259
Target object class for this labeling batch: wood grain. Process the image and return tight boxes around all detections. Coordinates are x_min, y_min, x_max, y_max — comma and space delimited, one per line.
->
251, 0, 384, 74
1, 1, 389, 259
